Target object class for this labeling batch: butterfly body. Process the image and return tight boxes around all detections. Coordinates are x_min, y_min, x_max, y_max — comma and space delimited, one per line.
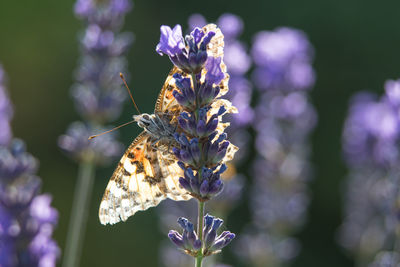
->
133, 113, 177, 147
99, 24, 233, 225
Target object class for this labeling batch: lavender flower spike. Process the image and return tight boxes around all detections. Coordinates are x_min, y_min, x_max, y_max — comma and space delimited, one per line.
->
235, 26, 316, 266
0, 65, 60, 266
340, 81, 400, 265
157, 23, 237, 266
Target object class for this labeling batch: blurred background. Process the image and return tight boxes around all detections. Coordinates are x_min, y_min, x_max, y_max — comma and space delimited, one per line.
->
1, 0, 400, 266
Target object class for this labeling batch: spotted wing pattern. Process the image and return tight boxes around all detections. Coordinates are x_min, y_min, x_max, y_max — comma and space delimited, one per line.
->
99, 131, 190, 225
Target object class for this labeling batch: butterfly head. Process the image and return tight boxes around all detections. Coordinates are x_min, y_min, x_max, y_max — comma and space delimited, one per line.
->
133, 113, 153, 128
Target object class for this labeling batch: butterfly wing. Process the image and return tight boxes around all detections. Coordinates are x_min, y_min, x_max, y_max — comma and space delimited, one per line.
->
99, 131, 190, 225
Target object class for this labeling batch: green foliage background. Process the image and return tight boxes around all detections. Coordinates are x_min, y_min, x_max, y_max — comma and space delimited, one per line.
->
1, 0, 400, 266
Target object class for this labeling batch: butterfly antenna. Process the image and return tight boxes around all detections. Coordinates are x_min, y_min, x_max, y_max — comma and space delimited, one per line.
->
120, 72, 141, 114
88, 120, 136, 140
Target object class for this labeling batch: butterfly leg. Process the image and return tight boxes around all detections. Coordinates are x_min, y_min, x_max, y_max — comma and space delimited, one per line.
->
151, 138, 169, 153
151, 138, 161, 149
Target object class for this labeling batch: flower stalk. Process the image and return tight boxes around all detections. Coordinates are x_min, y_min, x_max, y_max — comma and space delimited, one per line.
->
196, 201, 205, 266
62, 160, 95, 267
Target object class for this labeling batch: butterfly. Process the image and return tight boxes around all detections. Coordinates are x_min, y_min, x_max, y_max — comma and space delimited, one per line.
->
98, 24, 237, 225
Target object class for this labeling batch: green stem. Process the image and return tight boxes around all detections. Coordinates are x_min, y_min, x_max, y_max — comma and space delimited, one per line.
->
192, 70, 205, 267
62, 160, 96, 267
195, 201, 205, 267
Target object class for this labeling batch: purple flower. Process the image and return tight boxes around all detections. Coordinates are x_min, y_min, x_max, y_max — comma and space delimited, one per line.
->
58, 121, 123, 165
168, 217, 201, 254
0, 66, 60, 266
224, 41, 251, 75
216, 14, 243, 40
0, 141, 38, 188
156, 25, 185, 57
251, 27, 315, 91
369, 251, 400, 267
74, 0, 94, 17
168, 215, 234, 257
74, 0, 132, 28
110, 0, 132, 13
158, 176, 244, 266
338, 168, 393, 259
205, 57, 225, 85
343, 92, 399, 167
340, 80, 400, 265
235, 232, 300, 265
0, 65, 13, 146
82, 25, 115, 51
385, 79, 400, 107
188, 14, 207, 29
156, 24, 215, 74
237, 26, 316, 266
30, 195, 58, 225
203, 214, 235, 254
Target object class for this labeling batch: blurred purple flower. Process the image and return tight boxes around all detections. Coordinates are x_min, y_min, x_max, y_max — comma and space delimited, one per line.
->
74, 0, 132, 28
340, 82, 400, 265
224, 41, 251, 75
385, 79, 400, 107
251, 27, 315, 91
0, 65, 13, 146
0, 66, 60, 266
216, 14, 243, 40
188, 14, 207, 30
369, 251, 400, 267
338, 168, 394, 260
59, 121, 123, 165
235, 232, 300, 266
343, 93, 399, 167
